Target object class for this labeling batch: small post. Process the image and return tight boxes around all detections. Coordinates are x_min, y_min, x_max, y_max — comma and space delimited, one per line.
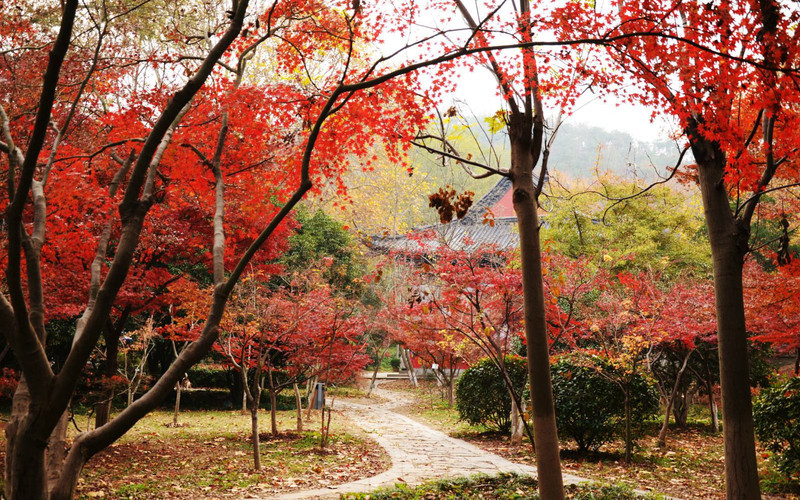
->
313, 382, 325, 409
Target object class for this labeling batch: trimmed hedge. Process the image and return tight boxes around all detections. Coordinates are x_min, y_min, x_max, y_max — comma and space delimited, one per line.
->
455, 356, 527, 434
552, 358, 659, 453
159, 388, 298, 410
754, 376, 800, 478
186, 364, 231, 389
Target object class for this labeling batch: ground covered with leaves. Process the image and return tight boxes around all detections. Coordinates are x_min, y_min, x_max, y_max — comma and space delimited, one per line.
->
1, 409, 389, 499
341, 473, 662, 499
388, 380, 799, 500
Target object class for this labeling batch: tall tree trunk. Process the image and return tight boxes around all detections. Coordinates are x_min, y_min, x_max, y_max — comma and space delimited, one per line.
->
510, 391, 524, 446
242, 385, 248, 415
173, 382, 182, 427
702, 357, 720, 433
447, 371, 454, 407
251, 404, 261, 470
401, 349, 417, 387
96, 316, 124, 428
5, 379, 41, 500
709, 391, 719, 433
367, 344, 390, 397
510, 118, 564, 498
624, 391, 632, 463
270, 388, 278, 437
7, 431, 48, 500
306, 376, 317, 420
94, 345, 118, 428
94, 398, 112, 430
694, 139, 760, 499
294, 383, 304, 432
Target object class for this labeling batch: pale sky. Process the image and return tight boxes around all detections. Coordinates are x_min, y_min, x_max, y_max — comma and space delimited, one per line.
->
442, 65, 678, 143
371, 0, 680, 144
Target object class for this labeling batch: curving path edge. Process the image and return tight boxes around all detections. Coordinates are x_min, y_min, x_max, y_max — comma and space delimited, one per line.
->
262, 384, 586, 500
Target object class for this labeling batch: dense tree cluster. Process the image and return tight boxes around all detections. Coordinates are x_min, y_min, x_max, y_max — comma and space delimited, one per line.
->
2, 0, 800, 499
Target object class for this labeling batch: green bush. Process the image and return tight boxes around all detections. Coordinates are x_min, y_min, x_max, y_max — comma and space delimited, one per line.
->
390, 357, 401, 371
164, 388, 231, 409
455, 356, 527, 434
186, 364, 231, 389
754, 376, 800, 479
551, 358, 659, 453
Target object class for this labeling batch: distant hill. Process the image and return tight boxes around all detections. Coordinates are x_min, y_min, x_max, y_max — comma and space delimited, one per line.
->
430, 118, 688, 183
547, 122, 687, 181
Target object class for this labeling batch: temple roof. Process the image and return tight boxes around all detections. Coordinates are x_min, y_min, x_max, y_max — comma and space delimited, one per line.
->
371, 177, 520, 253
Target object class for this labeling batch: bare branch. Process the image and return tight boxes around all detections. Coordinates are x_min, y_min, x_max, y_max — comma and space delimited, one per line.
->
411, 139, 508, 178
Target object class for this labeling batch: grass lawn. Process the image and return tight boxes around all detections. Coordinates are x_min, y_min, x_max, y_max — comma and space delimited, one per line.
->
385, 379, 800, 500
341, 473, 664, 499
0, 407, 389, 499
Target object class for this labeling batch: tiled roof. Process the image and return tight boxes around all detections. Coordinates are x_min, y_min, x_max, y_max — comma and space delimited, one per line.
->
371, 178, 520, 252
371, 217, 519, 252
461, 177, 513, 223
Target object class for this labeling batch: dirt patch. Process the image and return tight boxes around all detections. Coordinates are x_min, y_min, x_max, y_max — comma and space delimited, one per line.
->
0, 409, 390, 500
73, 430, 389, 499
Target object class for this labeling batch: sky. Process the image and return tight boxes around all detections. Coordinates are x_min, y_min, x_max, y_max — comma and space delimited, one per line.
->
370, 0, 681, 144
442, 63, 678, 143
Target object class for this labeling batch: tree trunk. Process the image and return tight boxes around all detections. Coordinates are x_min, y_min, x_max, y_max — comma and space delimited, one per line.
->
510, 117, 564, 498
7, 432, 48, 500
294, 383, 304, 432
270, 388, 278, 437
510, 391, 524, 446
658, 397, 673, 449
96, 316, 124, 429
624, 391, 632, 463
447, 372, 454, 408
498, 360, 536, 451
94, 400, 112, 429
242, 385, 248, 415
709, 392, 719, 434
702, 357, 720, 433
251, 405, 261, 470
5, 379, 46, 500
46, 413, 69, 494
173, 382, 182, 427
367, 361, 381, 397
657, 351, 692, 447
694, 139, 760, 499
367, 344, 390, 397
401, 349, 417, 387
306, 381, 316, 420
47, 436, 86, 500
795, 347, 799, 375
672, 388, 691, 428
319, 406, 332, 449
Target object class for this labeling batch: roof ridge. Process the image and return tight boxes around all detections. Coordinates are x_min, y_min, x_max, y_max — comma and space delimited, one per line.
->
462, 176, 513, 222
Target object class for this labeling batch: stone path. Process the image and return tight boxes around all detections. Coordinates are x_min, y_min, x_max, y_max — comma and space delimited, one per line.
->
265, 385, 586, 499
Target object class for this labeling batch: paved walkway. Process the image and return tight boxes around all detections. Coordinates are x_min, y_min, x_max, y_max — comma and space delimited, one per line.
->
266, 384, 586, 499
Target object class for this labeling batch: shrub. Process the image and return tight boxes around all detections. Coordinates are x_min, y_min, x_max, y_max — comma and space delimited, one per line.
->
390, 357, 401, 371
0, 368, 19, 404
753, 376, 800, 479
455, 356, 527, 434
186, 364, 231, 389
551, 358, 659, 453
